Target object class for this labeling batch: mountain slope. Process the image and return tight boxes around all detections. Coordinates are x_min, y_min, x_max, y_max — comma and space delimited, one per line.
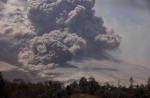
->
1, 58, 150, 86
39, 58, 150, 86
0, 61, 34, 82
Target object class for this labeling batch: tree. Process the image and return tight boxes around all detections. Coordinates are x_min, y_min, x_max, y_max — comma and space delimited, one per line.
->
147, 76, 150, 90
88, 76, 99, 94
0, 72, 3, 80
0, 72, 5, 97
89, 76, 95, 82
129, 77, 135, 88
79, 77, 88, 87
70, 81, 80, 94
66, 85, 72, 96
79, 77, 88, 93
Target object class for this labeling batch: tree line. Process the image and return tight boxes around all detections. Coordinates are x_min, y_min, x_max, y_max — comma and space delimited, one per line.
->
1, 72, 150, 98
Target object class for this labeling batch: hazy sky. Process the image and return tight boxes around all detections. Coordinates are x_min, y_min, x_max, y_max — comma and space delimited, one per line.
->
95, 0, 150, 66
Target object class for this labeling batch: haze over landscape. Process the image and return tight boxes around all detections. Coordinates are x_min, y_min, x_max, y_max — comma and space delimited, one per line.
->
0, 0, 150, 86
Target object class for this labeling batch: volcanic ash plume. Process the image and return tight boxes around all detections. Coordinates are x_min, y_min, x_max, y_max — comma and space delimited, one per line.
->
18, 30, 86, 67
0, 0, 121, 70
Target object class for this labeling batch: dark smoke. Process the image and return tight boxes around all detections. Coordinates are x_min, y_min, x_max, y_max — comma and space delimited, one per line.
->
0, 0, 121, 70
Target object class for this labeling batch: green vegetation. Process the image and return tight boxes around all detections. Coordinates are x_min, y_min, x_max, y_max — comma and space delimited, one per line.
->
0, 72, 150, 98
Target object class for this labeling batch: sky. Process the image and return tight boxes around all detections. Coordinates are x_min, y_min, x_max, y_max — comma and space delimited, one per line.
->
94, 0, 150, 66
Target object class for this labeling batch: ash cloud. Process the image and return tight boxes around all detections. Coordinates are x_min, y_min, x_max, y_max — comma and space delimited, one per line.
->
0, 0, 121, 70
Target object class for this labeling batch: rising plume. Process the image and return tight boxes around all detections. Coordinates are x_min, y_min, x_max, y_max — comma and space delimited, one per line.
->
0, 0, 121, 70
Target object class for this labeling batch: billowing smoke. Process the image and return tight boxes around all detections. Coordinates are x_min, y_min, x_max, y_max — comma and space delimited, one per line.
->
19, 30, 86, 66
0, 0, 121, 70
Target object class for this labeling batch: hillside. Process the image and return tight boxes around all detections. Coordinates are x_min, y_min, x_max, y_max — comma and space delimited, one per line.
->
1, 57, 150, 86
0, 61, 34, 82
39, 58, 150, 86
